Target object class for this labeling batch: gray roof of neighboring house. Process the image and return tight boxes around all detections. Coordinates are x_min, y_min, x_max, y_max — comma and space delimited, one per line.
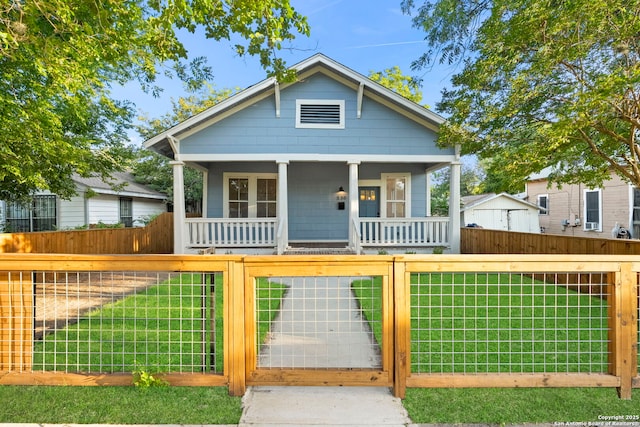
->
73, 172, 166, 200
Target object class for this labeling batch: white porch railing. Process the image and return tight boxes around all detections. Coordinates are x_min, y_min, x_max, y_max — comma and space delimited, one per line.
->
186, 218, 276, 248
359, 217, 450, 247
185, 217, 449, 249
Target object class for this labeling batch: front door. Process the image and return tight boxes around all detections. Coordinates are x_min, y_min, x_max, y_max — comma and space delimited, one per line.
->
359, 187, 380, 242
359, 187, 380, 218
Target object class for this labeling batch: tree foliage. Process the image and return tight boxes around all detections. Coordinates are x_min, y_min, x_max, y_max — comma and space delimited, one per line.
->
430, 164, 484, 216
133, 86, 236, 210
368, 66, 426, 105
402, 0, 640, 190
0, 0, 308, 201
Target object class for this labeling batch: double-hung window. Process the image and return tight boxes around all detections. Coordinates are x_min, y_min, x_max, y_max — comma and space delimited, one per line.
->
119, 197, 133, 227
382, 174, 410, 218
225, 173, 277, 218
583, 189, 602, 231
537, 194, 549, 215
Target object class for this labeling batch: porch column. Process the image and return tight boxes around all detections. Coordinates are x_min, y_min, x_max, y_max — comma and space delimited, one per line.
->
449, 156, 461, 254
170, 160, 186, 254
426, 171, 432, 216
348, 161, 360, 253
277, 161, 289, 255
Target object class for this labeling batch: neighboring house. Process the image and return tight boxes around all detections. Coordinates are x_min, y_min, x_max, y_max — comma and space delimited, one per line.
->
461, 193, 541, 233
144, 54, 462, 254
526, 169, 638, 238
0, 172, 167, 232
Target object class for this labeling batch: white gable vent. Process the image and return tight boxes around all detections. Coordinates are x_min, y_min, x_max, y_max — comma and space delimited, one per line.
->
296, 99, 345, 129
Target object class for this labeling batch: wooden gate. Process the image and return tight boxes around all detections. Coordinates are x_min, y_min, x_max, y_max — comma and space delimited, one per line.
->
243, 257, 395, 388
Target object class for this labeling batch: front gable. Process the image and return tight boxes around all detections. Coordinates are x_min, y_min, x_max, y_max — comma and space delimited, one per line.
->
145, 54, 452, 163
179, 73, 442, 157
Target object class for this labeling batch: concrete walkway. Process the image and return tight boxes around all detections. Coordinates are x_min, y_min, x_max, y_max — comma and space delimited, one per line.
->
240, 276, 411, 426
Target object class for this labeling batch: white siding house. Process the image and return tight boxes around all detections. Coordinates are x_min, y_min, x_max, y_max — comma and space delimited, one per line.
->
461, 193, 541, 233
1, 172, 167, 232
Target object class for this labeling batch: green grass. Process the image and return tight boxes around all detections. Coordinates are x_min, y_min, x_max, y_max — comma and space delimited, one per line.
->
33, 273, 286, 375
351, 277, 383, 347
411, 272, 609, 374
33, 272, 224, 373
256, 278, 288, 351
404, 388, 637, 424
351, 272, 636, 423
351, 273, 609, 375
0, 385, 242, 424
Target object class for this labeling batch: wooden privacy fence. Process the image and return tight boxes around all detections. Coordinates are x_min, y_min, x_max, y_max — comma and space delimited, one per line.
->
462, 227, 640, 254
0, 254, 637, 399
0, 213, 173, 254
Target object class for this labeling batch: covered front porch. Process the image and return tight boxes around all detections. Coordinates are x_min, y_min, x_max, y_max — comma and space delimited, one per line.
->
171, 157, 461, 255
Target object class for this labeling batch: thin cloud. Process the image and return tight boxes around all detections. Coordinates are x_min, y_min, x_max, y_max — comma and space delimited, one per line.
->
346, 40, 426, 49
306, 0, 343, 16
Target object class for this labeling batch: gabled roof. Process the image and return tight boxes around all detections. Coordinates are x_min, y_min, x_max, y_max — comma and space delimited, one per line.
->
144, 53, 446, 159
461, 192, 540, 212
73, 172, 166, 200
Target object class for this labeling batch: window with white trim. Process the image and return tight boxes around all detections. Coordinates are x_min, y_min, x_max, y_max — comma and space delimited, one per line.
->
224, 174, 277, 218
296, 99, 345, 129
119, 197, 133, 227
537, 194, 549, 215
583, 189, 601, 231
6, 195, 57, 232
383, 174, 410, 218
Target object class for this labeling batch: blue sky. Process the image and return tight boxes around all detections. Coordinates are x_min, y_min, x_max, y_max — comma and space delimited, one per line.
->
115, 0, 457, 142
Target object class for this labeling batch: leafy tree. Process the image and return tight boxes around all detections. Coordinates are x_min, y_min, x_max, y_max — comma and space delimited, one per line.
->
133, 86, 236, 211
430, 164, 484, 216
0, 0, 308, 201
368, 66, 426, 105
477, 158, 525, 195
402, 0, 640, 190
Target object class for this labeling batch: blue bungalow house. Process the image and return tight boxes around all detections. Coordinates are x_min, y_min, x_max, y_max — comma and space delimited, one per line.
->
144, 54, 461, 254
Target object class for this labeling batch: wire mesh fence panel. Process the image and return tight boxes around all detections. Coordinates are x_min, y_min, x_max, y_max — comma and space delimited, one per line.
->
410, 271, 610, 374
31, 271, 223, 374
255, 276, 382, 369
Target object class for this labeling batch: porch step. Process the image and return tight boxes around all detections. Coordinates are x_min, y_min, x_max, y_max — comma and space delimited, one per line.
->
283, 247, 356, 255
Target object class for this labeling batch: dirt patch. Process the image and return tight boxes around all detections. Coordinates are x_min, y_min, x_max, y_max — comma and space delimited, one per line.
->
33, 271, 169, 340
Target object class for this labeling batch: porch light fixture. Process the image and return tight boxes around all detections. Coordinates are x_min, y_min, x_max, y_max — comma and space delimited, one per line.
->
337, 186, 347, 210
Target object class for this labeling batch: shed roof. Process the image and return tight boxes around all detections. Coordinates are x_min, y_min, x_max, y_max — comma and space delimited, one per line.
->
461, 192, 540, 212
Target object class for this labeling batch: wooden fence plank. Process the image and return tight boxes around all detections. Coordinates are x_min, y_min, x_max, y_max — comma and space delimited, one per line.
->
393, 260, 409, 399
0, 212, 173, 254
461, 227, 640, 255
0, 271, 32, 372
406, 373, 620, 388
608, 263, 638, 399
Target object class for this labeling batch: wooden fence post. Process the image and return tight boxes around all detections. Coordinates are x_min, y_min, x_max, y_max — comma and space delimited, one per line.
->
608, 262, 638, 399
393, 259, 409, 398
0, 271, 33, 372
225, 258, 246, 396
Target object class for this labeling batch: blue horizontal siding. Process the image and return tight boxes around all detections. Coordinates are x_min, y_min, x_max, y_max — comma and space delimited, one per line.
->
181, 74, 450, 157
205, 162, 428, 241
